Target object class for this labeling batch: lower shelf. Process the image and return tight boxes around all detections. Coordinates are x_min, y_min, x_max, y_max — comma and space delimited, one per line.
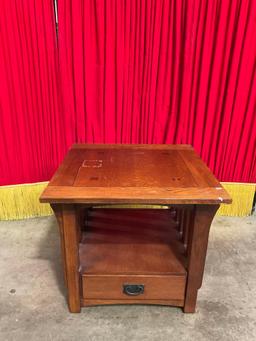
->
79, 209, 187, 305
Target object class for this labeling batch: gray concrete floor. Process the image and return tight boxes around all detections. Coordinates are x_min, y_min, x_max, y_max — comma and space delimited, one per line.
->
0, 215, 256, 341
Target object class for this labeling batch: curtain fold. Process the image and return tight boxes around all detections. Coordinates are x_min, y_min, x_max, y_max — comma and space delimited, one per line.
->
0, 0, 64, 185
0, 0, 255, 185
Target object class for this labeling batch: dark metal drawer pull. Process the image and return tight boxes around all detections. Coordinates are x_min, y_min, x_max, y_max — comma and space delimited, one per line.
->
123, 284, 144, 296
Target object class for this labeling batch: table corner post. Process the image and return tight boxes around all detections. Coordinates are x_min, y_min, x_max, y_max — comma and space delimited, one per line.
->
183, 204, 219, 313
51, 203, 82, 313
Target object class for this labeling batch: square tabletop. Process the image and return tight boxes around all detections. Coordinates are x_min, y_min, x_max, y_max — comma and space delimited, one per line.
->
40, 144, 231, 205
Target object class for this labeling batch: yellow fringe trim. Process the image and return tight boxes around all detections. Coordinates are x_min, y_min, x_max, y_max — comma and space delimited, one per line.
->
0, 182, 52, 220
217, 183, 255, 217
0, 182, 254, 220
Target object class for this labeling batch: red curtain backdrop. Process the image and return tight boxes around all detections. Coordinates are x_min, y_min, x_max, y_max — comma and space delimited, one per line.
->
1, 0, 256, 185
58, 0, 256, 183
0, 0, 64, 185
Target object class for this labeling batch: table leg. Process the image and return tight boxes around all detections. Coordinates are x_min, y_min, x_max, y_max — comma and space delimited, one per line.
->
184, 204, 219, 313
51, 204, 81, 313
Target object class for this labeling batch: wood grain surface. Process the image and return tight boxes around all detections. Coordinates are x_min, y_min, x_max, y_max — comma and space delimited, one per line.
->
40, 144, 231, 204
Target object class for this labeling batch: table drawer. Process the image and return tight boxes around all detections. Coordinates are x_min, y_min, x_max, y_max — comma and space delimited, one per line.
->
82, 274, 186, 300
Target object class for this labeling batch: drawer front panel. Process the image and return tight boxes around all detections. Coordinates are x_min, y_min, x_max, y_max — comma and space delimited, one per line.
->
82, 275, 186, 300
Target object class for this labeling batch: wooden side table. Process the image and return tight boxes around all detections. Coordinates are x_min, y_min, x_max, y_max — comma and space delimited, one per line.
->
40, 144, 231, 313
